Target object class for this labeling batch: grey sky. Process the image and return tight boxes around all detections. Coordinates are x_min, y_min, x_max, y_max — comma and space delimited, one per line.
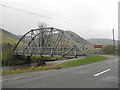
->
0, 0, 118, 40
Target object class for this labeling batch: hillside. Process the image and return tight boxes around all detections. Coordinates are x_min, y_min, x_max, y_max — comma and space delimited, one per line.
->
0, 28, 21, 44
87, 38, 119, 46
65, 31, 92, 45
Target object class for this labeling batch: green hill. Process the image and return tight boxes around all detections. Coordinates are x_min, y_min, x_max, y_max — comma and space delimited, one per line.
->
87, 38, 119, 46
0, 28, 20, 45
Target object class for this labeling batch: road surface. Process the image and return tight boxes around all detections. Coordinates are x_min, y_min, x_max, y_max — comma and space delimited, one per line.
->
2, 55, 118, 88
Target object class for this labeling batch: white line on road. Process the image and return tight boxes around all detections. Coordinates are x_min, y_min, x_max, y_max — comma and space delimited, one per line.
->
94, 69, 110, 77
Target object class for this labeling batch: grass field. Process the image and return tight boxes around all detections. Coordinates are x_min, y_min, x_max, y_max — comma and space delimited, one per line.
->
1, 32, 18, 44
1, 31, 24, 45
2, 55, 109, 76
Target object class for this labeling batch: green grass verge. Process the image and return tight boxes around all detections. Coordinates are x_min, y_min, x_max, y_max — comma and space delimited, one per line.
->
55, 55, 109, 68
2, 55, 109, 76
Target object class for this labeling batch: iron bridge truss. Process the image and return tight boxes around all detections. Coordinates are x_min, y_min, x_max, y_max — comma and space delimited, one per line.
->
12, 27, 92, 57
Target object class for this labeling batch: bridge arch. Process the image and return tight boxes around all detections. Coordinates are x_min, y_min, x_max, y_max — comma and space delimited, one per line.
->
12, 27, 93, 57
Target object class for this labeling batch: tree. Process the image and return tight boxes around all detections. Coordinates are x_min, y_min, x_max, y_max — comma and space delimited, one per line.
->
37, 22, 47, 47
37, 22, 47, 29
102, 45, 114, 54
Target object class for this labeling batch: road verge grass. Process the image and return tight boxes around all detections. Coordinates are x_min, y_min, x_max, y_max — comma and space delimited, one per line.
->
2, 55, 109, 76
54, 55, 109, 68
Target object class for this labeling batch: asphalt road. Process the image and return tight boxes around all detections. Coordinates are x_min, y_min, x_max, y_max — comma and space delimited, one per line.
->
2, 55, 119, 88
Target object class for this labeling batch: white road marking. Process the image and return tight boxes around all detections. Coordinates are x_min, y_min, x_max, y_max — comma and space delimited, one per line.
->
94, 69, 110, 77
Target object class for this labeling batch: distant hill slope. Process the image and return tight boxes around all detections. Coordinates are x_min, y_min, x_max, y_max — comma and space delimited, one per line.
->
65, 31, 92, 45
0, 28, 20, 44
64, 31, 95, 51
87, 38, 119, 46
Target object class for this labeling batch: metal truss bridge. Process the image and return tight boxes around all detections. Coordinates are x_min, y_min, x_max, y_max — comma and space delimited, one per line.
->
12, 27, 93, 57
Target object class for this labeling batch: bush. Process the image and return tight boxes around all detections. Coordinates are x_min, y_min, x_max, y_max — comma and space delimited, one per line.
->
2, 43, 32, 66
102, 45, 114, 54
2, 43, 13, 66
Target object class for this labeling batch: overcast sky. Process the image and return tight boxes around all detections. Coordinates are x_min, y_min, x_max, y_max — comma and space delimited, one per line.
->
0, 0, 119, 40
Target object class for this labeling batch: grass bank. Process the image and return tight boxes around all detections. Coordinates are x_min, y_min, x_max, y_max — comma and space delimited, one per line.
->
2, 55, 109, 76
55, 55, 108, 68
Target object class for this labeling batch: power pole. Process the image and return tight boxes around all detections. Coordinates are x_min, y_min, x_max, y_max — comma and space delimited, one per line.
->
112, 28, 115, 55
